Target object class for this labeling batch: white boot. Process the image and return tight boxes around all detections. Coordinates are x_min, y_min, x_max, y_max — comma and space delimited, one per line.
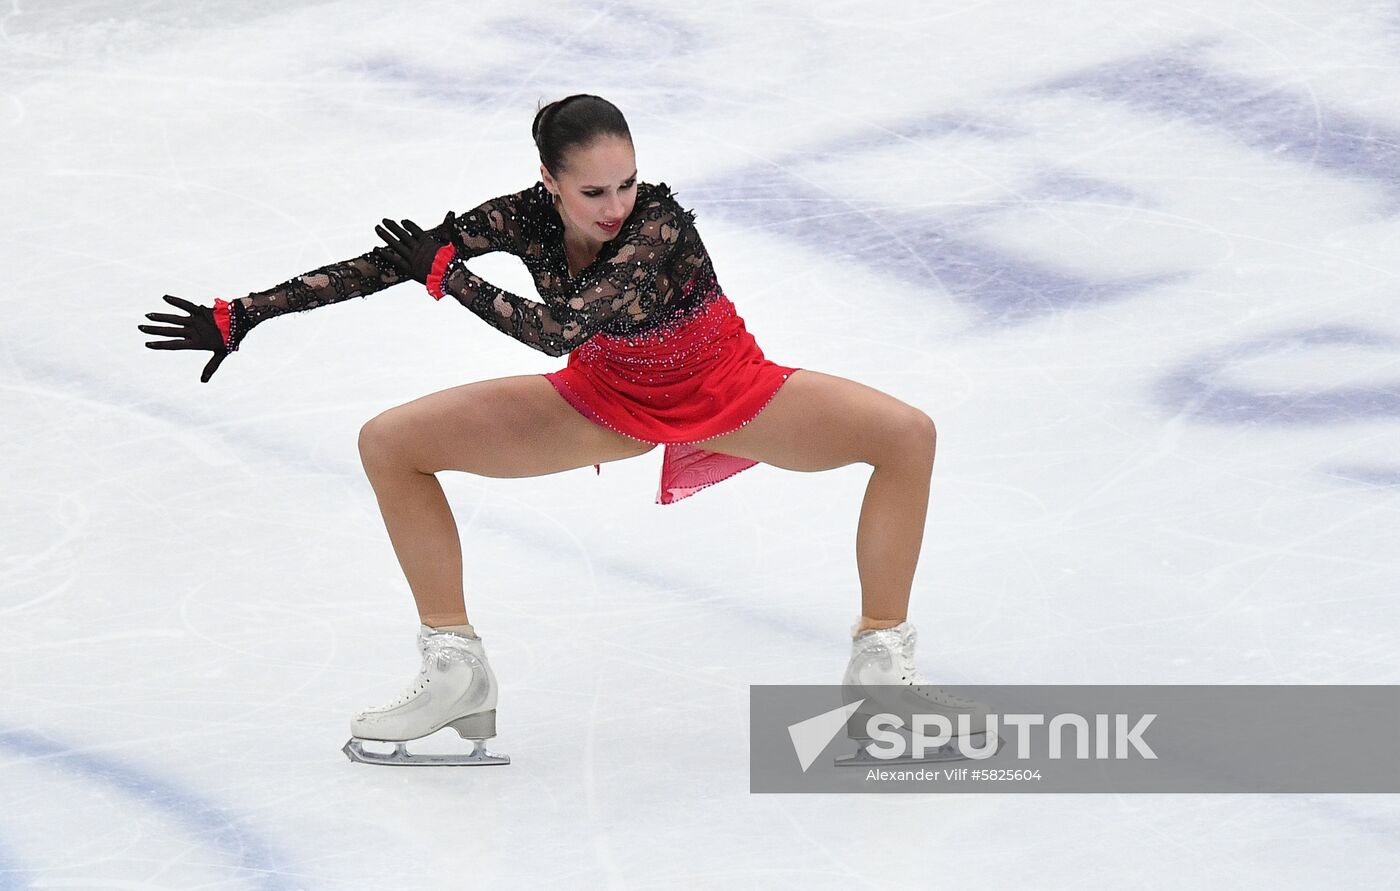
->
343, 625, 507, 766
842, 621, 988, 738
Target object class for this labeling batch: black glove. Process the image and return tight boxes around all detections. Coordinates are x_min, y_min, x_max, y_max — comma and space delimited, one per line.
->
375, 211, 457, 285
139, 294, 232, 383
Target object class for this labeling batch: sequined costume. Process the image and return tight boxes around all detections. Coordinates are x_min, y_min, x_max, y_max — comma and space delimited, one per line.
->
219, 180, 800, 504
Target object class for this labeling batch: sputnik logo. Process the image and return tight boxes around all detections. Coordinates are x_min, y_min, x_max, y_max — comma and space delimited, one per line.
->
787, 699, 865, 772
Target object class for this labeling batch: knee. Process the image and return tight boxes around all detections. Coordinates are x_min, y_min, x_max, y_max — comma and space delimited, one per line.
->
895, 409, 937, 466
358, 410, 408, 469
916, 410, 938, 459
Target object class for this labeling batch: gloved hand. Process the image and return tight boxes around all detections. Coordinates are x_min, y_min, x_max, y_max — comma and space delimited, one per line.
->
375, 211, 457, 285
139, 294, 232, 383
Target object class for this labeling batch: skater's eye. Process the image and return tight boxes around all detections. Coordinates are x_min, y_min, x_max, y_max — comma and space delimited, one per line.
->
584, 178, 636, 198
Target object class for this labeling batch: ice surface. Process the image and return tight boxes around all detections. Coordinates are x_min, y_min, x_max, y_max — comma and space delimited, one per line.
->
3, 0, 1399, 887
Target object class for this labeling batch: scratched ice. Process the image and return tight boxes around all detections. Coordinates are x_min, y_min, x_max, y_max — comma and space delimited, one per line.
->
2, 1, 1398, 888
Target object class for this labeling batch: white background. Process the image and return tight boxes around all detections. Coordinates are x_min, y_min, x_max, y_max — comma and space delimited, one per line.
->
3, 0, 1399, 887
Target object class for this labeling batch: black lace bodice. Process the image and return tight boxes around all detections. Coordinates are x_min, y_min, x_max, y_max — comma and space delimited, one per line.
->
227, 181, 722, 357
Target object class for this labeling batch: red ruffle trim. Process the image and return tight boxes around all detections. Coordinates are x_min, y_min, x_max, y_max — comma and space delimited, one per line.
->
425, 242, 457, 300
212, 298, 232, 348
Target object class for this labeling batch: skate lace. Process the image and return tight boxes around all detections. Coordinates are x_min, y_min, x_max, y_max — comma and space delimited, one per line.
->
896, 628, 977, 708
375, 634, 475, 710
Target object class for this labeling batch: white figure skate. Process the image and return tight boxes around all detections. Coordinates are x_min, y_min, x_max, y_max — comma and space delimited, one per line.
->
836, 621, 999, 765
342, 625, 509, 766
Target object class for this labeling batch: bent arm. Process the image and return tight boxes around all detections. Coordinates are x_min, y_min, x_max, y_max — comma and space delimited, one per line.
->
434, 193, 684, 357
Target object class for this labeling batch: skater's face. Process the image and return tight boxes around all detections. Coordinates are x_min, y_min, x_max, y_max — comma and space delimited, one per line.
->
541, 135, 637, 246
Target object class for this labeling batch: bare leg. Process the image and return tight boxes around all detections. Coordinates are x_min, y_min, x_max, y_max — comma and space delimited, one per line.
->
357, 375, 657, 627
697, 369, 938, 636
855, 438, 935, 631
360, 461, 467, 627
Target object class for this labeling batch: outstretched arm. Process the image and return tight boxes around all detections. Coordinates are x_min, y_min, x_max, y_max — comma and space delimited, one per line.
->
138, 240, 418, 384
216, 186, 537, 349
213, 245, 408, 349
140, 188, 536, 381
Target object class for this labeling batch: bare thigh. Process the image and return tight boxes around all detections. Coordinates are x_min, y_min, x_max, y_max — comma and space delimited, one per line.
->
359, 374, 657, 478
698, 369, 935, 471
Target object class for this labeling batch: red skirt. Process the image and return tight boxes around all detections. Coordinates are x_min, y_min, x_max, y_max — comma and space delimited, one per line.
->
544, 291, 800, 505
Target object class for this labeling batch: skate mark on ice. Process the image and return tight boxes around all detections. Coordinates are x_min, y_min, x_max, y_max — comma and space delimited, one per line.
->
1157, 326, 1400, 425
686, 114, 1183, 328
1039, 43, 1400, 211
1154, 325, 1400, 487
0, 838, 28, 891
350, 8, 709, 109
1321, 464, 1400, 487
0, 725, 302, 890
7, 350, 333, 473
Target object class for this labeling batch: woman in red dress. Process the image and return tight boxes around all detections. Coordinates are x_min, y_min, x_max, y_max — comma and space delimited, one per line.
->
139, 95, 967, 766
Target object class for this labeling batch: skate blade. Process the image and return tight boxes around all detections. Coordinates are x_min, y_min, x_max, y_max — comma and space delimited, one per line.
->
834, 733, 1004, 766
342, 738, 510, 766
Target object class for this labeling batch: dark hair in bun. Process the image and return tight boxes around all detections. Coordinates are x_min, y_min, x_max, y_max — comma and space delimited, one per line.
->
531, 94, 632, 177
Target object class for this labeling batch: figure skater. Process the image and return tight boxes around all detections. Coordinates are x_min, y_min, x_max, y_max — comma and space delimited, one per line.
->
138, 94, 981, 766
